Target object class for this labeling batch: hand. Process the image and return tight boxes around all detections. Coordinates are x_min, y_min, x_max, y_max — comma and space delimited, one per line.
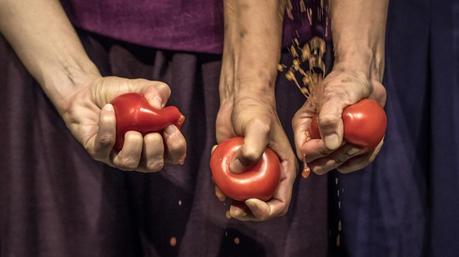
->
62, 75, 187, 172
292, 67, 386, 175
216, 0, 292, 221
215, 86, 298, 221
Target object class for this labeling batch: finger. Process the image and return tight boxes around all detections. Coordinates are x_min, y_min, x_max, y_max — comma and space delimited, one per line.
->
139, 80, 172, 109
301, 138, 335, 163
229, 204, 252, 221
308, 145, 365, 175
256, 141, 296, 220
97, 78, 171, 108
337, 139, 384, 173
292, 101, 315, 159
229, 197, 288, 222
230, 119, 270, 173
86, 104, 116, 161
369, 81, 387, 107
231, 159, 294, 222
163, 125, 187, 165
142, 133, 165, 172
248, 198, 286, 221
214, 186, 226, 202
317, 97, 345, 151
112, 131, 143, 171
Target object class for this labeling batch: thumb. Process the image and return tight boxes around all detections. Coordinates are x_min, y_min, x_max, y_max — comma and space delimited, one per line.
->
230, 118, 271, 173
317, 97, 346, 150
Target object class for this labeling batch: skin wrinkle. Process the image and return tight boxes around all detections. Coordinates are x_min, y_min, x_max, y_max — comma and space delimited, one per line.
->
215, 0, 296, 221
290, 0, 389, 175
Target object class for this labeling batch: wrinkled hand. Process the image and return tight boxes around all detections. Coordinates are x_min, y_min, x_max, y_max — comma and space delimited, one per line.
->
292, 68, 386, 175
214, 87, 298, 221
62, 76, 186, 172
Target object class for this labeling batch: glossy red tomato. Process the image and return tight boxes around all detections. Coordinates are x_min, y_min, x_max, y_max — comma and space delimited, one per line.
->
111, 93, 185, 151
210, 137, 281, 201
309, 99, 387, 149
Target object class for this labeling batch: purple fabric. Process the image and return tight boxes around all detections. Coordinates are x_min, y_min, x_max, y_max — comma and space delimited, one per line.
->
62, 0, 327, 54
62, 0, 224, 53
0, 31, 329, 257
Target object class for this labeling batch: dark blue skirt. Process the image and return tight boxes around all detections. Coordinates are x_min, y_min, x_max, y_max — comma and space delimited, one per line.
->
332, 0, 459, 256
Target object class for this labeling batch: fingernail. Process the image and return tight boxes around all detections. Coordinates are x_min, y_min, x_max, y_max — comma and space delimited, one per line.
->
164, 125, 178, 135
347, 147, 361, 156
245, 199, 257, 209
230, 206, 241, 217
229, 158, 245, 174
103, 104, 114, 112
324, 133, 340, 150
151, 96, 162, 109
312, 166, 324, 175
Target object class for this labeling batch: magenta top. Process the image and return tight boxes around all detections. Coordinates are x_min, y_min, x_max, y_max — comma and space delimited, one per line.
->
63, 0, 327, 54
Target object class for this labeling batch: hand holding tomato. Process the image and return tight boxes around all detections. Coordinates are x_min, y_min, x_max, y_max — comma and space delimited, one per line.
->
292, 68, 387, 175
308, 99, 387, 149
215, 89, 297, 222
62, 76, 187, 172
210, 137, 281, 202
111, 93, 185, 151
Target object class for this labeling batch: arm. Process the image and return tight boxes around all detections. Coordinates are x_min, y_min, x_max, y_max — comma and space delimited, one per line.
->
293, 0, 389, 175
215, 0, 298, 221
0, 0, 99, 111
331, 0, 389, 82
0, 0, 186, 171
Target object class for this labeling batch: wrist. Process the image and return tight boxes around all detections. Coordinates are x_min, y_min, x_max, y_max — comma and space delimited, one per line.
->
219, 47, 279, 102
42, 56, 101, 113
333, 46, 385, 82
219, 70, 277, 104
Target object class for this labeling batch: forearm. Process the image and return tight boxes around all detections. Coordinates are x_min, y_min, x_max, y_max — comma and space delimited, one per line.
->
221, 0, 286, 98
330, 0, 389, 81
0, 0, 100, 112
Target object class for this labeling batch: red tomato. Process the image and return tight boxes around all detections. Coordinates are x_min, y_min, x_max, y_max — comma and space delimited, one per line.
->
111, 93, 185, 151
210, 137, 281, 201
309, 99, 387, 149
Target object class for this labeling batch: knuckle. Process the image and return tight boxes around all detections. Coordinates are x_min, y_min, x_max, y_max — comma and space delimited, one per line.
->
279, 208, 289, 217
115, 157, 138, 170
318, 114, 339, 129
241, 147, 261, 162
251, 118, 271, 134
168, 137, 185, 152
98, 134, 115, 147
100, 112, 115, 124
155, 82, 171, 95
147, 160, 164, 172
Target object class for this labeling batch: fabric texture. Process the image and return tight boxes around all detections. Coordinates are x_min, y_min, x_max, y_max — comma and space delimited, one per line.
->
61, 0, 328, 54
328, 0, 459, 256
0, 30, 329, 257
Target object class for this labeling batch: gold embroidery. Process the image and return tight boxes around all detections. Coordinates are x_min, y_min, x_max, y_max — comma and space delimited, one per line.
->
281, 0, 329, 100
281, 36, 326, 99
